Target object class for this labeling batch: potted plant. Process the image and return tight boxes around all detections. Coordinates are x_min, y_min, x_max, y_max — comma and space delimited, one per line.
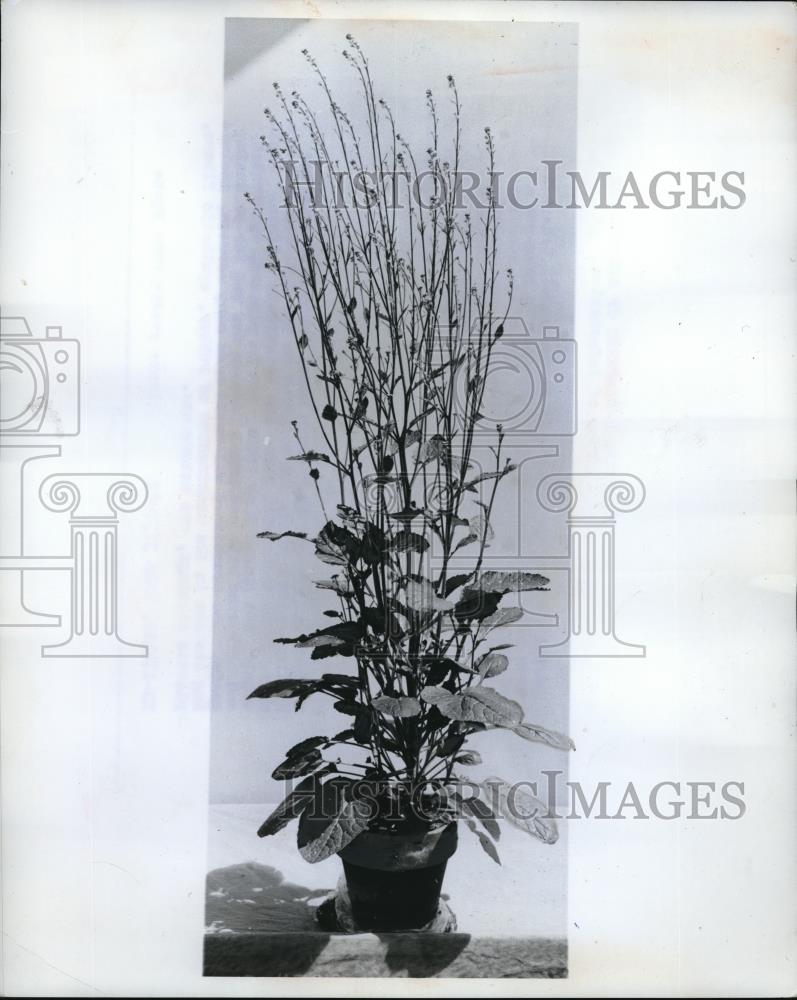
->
245, 36, 574, 933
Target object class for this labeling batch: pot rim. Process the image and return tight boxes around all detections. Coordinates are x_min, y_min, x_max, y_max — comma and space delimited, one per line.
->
338, 819, 458, 871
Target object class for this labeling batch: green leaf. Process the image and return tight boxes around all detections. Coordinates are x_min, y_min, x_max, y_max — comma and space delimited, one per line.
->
390, 532, 430, 555
353, 708, 373, 743
420, 686, 524, 727
257, 773, 319, 837
287, 451, 333, 464
442, 572, 473, 597
285, 735, 329, 758
462, 464, 517, 491
452, 513, 494, 553
246, 679, 320, 700
453, 588, 502, 622
404, 580, 453, 615
474, 571, 550, 594
477, 653, 508, 678
462, 795, 501, 840
320, 673, 359, 688
417, 435, 448, 464
512, 723, 575, 751
314, 521, 359, 565
274, 622, 362, 659
482, 607, 524, 628
257, 529, 309, 541
424, 657, 462, 685
272, 749, 325, 780
297, 634, 346, 651
453, 750, 482, 766
482, 776, 558, 845
359, 522, 387, 565
314, 576, 355, 597
437, 731, 466, 756
297, 777, 375, 863
363, 606, 403, 638
332, 701, 361, 716
463, 817, 501, 865
371, 694, 422, 718
418, 685, 451, 706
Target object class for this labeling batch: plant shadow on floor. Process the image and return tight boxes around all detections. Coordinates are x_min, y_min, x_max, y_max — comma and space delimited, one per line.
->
203, 862, 332, 975
377, 916, 472, 977
203, 863, 471, 977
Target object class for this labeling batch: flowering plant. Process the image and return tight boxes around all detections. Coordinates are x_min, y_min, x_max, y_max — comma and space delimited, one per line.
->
246, 37, 573, 864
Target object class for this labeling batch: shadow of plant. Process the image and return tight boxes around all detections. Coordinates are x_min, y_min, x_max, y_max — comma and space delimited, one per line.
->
204, 862, 333, 976
378, 931, 472, 977
204, 863, 473, 978
205, 861, 332, 933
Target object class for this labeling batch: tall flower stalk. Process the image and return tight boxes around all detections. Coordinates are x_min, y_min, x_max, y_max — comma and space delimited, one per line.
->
247, 37, 573, 864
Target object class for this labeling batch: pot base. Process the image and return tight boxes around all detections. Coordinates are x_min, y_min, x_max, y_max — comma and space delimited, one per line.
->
315, 876, 456, 934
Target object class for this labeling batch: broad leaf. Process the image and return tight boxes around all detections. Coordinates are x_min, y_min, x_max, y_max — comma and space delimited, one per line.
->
482, 776, 558, 845
418, 685, 451, 706
452, 513, 494, 554
418, 435, 448, 464
462, 463, 517, 492
390, 532, 430, 555
287, 451, 333, 464
272, 749, 324, 780
297, 777, 375, 863
257, 529, 309, 541
246, 679, 320, 701
332, 701, 361, 716
404, 580, 453, 615
285, 735, 329, 758
424, 657, 462, 685
454, 750, 483, 766
320, 673, 359, 688
437, 731, 466, 755
420, 686, 524, 727
363, 606, 403, 637
274, 622, 362, 659
371, 694, 422, 718
442, 572, 473, 597
461, 795, 501, 840
257, 773, 319, 837
477, 653, 508, 678
463, 817, 501, 865
359, 522, 387, 565
314, 521, 360, 565
474, 571, 550, 594
314, 576, 355, 597
482, 606, 524, 628
296, 634, 346, 650
512, 722, 575, 751
353, 707, 373, 743
453, 588, 502, 622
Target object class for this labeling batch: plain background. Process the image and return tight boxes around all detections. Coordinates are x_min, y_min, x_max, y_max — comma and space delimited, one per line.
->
1, 1, 795, 996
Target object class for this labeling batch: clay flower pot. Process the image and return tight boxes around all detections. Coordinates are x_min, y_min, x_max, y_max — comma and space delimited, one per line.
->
337, 821, 458, 931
